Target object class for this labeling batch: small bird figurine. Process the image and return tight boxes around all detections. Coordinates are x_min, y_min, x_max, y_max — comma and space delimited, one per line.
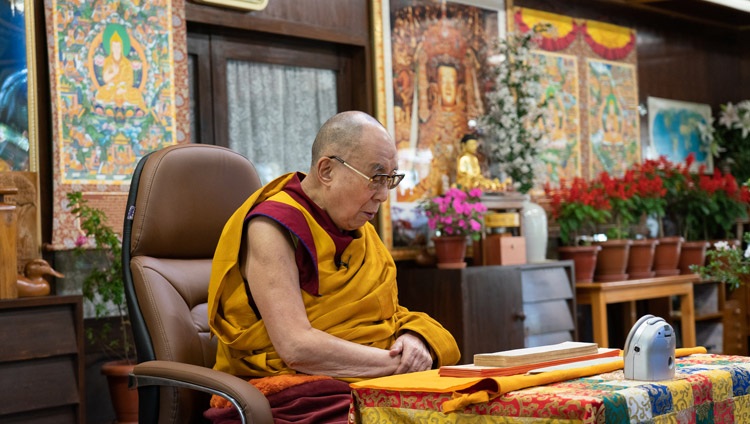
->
16, 259, 65, 297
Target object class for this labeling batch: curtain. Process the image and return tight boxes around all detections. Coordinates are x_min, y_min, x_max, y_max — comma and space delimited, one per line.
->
226, 60, 338, 183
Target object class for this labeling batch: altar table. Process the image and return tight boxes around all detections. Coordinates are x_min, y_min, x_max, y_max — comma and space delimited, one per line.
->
576, 274, 698, 348
350, 351, 750, 423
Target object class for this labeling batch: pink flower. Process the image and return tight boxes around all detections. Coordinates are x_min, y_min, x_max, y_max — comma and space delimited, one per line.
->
75, 235, 88, 247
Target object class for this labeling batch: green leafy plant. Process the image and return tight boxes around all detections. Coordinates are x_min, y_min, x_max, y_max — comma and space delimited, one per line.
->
67, 191, 132, 362
420, 187, 487, 242
692, 233, 750, 290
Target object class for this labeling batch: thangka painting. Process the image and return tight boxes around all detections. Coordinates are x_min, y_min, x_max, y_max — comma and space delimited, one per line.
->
514, 7, 638, 182
376, 0, 504, 254
46, 0, 189, 248
533, 51, 580, 185
47, 1, 178, 184
647, 97, 713, 173
586, 59, 640, 177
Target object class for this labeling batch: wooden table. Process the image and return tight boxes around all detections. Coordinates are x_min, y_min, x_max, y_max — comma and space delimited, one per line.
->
576, 274, 698, 348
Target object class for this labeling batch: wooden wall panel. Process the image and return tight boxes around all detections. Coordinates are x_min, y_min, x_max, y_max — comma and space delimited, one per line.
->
186, 0, 370, 46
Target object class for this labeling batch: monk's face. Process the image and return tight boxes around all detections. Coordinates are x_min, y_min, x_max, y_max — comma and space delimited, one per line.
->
112, 40, 122, 60
438, 66, 458, 106
327, 125, 398, 231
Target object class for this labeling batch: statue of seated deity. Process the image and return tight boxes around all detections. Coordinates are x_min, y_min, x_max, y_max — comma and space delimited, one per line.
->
455, 134, 503, 192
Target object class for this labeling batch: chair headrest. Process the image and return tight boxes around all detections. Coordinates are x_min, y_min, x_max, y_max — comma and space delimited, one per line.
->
129, 144, 262, 259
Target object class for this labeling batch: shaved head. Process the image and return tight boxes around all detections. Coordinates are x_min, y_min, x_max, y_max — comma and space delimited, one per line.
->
310, 111, 388, 167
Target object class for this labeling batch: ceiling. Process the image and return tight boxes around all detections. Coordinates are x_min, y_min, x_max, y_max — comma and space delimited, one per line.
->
615, 0, 750, 31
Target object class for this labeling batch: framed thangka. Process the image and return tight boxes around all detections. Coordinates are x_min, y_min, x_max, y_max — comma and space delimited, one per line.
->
48, 12, 177, 184
534, 51, 580, 185
45, 0, 188, 248
586, 59, 640, 178
646, 97, 713, 173
373, 0, 505, 258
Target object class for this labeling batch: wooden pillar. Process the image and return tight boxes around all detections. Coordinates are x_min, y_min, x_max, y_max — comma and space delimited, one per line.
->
0, 187, 18, 299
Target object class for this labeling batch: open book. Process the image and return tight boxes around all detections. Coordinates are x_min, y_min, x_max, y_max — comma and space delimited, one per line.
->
474, 341, 599, 367
440, 347, 620, 378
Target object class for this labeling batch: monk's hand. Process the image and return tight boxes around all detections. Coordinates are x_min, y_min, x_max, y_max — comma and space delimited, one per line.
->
389, 332, 432, 374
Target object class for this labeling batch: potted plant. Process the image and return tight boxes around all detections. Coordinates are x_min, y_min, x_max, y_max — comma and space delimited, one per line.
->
592, 171, 637, 281
692, 233, 750, 290
419, 187, 487, 269
66, 191, 137, 423
666, 155, 749, 273
544, 177, 610, 282
625, 159, 668, 278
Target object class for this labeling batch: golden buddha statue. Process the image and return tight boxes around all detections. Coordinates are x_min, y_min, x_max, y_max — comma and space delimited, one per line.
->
455, 134, 503, 192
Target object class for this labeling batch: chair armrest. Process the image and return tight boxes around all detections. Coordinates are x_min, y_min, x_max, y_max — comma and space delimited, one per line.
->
130, 360, 273, 424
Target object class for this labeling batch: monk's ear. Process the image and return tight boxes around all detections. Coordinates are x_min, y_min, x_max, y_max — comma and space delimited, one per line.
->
316, 157, 335, 187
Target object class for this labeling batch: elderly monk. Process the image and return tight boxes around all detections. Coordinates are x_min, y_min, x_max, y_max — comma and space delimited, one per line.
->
206, 111, 460, 423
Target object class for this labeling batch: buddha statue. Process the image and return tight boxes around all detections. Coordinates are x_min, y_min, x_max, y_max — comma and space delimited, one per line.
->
455, 134, 503, 192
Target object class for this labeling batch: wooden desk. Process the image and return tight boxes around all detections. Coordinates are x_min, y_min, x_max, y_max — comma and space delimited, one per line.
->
576, 274, 698, 348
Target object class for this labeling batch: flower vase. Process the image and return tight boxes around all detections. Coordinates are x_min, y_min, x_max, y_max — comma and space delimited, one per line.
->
522, 198, 548, 263
678, 241, 710, 274
558, 245, 601, 283
627, 239, 659, 279
432, 236, 468, 269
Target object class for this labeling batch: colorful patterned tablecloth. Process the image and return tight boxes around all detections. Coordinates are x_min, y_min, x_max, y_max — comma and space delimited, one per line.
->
351, 354, 750, 423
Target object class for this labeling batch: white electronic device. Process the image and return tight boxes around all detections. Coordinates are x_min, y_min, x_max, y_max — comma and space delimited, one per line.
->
623, 314, 676, 381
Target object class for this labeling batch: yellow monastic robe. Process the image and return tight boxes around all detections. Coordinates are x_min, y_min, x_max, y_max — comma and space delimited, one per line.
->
208, 173, 460, 380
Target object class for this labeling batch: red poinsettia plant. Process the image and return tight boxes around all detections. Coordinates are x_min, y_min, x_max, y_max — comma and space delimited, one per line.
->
629, 158, 669, 224
671, 154, 750, 240
420, 188, 488, 241
544, 177, 611, 246
596, 171, 639, 239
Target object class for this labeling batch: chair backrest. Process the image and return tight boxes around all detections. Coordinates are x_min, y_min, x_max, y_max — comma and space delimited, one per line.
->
123, 144, 262, 423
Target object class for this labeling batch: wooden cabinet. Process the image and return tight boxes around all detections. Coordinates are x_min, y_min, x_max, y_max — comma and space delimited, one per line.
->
0, 295, 84, 423
397, 261, 576, 364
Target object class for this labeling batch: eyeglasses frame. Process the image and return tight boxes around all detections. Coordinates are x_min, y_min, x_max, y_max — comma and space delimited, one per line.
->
327, 155, 405, 190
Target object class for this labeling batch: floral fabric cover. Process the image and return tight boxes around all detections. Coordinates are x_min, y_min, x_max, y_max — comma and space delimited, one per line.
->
351, 354, 750, 423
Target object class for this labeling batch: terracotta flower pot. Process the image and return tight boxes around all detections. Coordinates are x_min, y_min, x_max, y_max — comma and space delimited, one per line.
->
558, 245, 601, 283
653, 236, 684, 276
101, 360, 138, 424
679, 240, 710, 274
594, 239, 633, 282
627, 239, 659, 279
432, 236, 468, 269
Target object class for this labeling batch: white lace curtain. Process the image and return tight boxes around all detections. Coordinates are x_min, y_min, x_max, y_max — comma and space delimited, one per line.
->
226, 60, 338, 183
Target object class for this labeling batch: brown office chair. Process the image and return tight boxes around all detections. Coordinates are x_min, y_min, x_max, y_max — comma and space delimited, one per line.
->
123, 144, 273, 424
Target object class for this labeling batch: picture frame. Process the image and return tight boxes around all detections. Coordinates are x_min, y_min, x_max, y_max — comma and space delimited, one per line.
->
646, 96, 713, 174
0, 0, 39, 172
372, 0, 506, 260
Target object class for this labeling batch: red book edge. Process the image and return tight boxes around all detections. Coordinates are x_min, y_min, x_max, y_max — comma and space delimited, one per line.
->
439, 348, 622, 378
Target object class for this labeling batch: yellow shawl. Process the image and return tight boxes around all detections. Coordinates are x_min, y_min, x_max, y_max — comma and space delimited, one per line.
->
208, 173, 460, 379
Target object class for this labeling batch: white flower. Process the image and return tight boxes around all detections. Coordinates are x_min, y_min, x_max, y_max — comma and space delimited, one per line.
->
714, 240, 729, 250
719, 102, 739, 129
745, 244, 750, 259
